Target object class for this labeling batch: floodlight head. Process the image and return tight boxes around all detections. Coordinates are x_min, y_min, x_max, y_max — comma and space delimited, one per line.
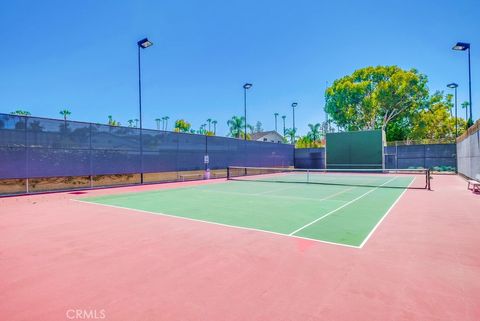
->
447, 83, 458, 89
291, 102, 298, 108
138, 38, 153, 49
452, 42, 470, 51
243, 83, 253, 89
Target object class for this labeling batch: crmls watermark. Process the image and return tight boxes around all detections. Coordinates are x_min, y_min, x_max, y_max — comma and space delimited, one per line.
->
65, 309, 106, 320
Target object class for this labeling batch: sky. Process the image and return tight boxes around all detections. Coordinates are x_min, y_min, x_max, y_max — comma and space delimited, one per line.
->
0, 0, 478, 136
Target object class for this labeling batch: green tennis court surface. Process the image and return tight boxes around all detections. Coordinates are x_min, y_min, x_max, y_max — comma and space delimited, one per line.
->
81, 173, 416, 247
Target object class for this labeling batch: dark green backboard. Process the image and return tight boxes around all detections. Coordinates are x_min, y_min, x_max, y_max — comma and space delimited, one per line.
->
326, 130, 384, 169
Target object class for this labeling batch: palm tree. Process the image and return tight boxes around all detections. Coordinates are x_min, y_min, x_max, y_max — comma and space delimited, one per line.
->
281, 115, 286, 136
274, 113, 279, 132
107, 115, 120, 127
155, 118, 161, 130
59, 109, 71, 121
11, 110, 31, 116
134, 119, 139, 128
461, 102, 469, 126
197, 124, 207, 135
284, 128, 296, 144
207, 118, 212, 132
212, 120, 218, 135
227, 116, 245, 138
307, 123, 321, 141
127, 119, 134, 127
164, 116, 170, 131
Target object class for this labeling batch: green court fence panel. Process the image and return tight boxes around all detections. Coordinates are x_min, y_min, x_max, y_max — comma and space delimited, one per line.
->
326, 130, 384, 169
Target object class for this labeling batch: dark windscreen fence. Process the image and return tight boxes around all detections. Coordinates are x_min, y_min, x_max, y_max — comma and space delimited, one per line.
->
294, 144, 456, 170
0, 114, 27, 179
384, 144, 457, 170
177, 133, 206, 171
294, 148, 326, 169
0, 113, 294, 181
206, 136, 239, 169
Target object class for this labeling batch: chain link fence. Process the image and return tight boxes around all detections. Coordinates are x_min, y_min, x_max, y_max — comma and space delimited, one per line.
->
0, 114, 293, 193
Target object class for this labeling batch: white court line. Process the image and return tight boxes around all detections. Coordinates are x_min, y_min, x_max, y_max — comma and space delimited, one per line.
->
71, 199, 360, 249
358, 176, 415, 248
288, 176, 398, 236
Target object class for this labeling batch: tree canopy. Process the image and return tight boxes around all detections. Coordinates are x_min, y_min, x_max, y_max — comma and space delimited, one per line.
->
227, 116, 253, 139
325, 66, 428, 132
174, 119, 191, 133
325, 65, 464, 141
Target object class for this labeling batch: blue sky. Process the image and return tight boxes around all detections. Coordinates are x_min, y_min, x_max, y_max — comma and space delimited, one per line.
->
0, 0, 478, 136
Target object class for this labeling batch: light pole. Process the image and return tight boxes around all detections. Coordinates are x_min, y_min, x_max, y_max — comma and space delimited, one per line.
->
282, 115, 286, 137
137, 37, 153, 184
291, 102, 298, 144
274, 113, 279, 132
291, 102, 298, 168
243, 83, 252, 140
447, 83, 459, 138
452, 42, 473, 125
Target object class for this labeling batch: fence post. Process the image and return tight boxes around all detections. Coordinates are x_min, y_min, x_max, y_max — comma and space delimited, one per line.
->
89, 123, 93, 188
395, 141, 398, 169
25, 116, 29, 194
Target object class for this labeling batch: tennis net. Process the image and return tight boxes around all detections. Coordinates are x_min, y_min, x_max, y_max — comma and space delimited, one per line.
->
227, 166, 431, 190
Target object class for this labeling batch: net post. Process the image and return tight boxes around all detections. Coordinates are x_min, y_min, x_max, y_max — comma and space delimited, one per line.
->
307, 169, 310, 183
227, 167, 230, 180
427, 169, 431, 190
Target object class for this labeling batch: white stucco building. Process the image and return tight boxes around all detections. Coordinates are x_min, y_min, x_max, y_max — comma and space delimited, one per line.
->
251, 131, 284, 143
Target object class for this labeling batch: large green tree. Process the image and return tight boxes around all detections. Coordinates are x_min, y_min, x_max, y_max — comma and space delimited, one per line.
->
409, 91, 466, 141
325, 66, 429, 132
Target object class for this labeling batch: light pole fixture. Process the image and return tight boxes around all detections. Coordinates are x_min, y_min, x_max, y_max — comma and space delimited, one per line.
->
447, 83, 459, 138
452, 42, 472, 125
291, 102, 298, 143
274, 113, 279, 132
137, 37, 153, 184
243, 83, 253, 140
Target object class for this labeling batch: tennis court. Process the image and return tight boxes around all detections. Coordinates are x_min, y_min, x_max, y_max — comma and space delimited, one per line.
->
79, 167, 429, 247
